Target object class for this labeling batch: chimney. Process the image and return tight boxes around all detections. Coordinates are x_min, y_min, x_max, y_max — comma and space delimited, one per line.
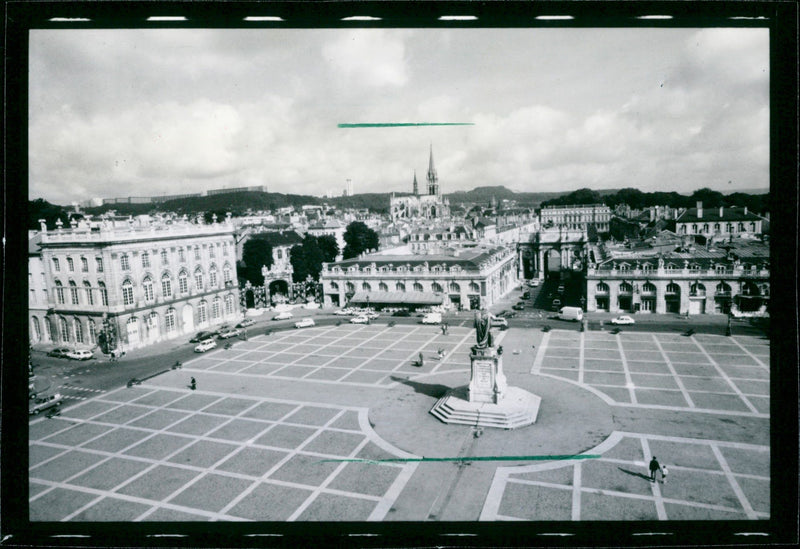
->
696, 201, 703, 219
719, 206, 723, 217
649, 207, 655, 222
744, 206, 748, 215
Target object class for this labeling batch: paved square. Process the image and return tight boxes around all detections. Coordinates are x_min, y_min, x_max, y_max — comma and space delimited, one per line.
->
31, 324, 769, 522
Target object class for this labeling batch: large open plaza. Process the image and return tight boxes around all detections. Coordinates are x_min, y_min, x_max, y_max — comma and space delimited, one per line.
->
29, 320, 770, 522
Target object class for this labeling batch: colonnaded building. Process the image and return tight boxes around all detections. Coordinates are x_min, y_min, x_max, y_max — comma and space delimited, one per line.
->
319, 245, 518, 311
29, 215, 241, 351
585, 239, 770, 316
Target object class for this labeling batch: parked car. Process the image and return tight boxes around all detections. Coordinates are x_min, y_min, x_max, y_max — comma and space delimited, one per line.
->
551, 299, 562, 311
529, 279, 540, 287
67, 349, 93, 361
190, 331, 216, 343
272, 311, 293, 321
364, 311, 379, 319
334, 309, 352, 316
194, 339, 217, 353
491, 317, 508, 328
295, 318, 315, 328
218, 328, 242, 339
29, 393, 63, 415
421, 312, 442, 325
236, 319, 255, 328
611, 315, 635, 325
392, 310, 411, 317
512, 303, 525, 311
350, 315, 370, 324
521, 291, 531, 299
557, 284, 565, 294
47, 347, 72, 359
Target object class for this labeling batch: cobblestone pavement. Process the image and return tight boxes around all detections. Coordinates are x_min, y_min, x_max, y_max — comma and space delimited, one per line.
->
30, 323, 769, 522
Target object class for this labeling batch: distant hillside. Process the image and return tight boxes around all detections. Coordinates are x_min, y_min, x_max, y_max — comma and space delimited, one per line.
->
445, 186, 570, 207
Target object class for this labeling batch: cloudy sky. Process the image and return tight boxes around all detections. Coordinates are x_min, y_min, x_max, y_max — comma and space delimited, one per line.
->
29, 27, 769, 204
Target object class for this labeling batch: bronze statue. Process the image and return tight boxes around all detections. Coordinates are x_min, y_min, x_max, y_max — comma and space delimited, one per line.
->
474, 310, 491, 348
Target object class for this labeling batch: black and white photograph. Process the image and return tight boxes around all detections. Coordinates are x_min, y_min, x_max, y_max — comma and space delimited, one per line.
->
8, 1, 797, 545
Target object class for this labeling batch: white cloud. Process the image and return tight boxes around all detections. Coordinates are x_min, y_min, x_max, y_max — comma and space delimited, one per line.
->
321, 30, 409, 87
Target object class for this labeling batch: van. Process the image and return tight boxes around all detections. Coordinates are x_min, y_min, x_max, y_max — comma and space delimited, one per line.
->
421, 312, 442, 325
558, 306, 583, 322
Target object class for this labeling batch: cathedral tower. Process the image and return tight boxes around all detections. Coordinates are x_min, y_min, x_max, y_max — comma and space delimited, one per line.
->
427, 144, 439, 197
412, 171, 419, 195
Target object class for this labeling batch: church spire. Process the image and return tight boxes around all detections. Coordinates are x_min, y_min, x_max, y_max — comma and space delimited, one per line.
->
412, 170, 418, 195
427, 144, 439, 197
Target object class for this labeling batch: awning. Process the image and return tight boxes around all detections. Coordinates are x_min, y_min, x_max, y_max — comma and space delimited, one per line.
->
348, 291, 444, 305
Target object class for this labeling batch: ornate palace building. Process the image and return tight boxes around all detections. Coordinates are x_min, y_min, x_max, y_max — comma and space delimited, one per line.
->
390, 146, 451, 221
29, 215, 240, 351
540, 204, 611, 232
320, 245, 518, 311
585, 239, 769, 316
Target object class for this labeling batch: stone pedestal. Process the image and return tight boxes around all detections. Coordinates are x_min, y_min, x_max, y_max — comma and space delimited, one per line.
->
430, 346, 541, 429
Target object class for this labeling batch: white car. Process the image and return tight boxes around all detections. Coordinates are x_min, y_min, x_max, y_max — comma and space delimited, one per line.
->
529, 279, 540, 287
67, 349, 93, 361
490, 317, 508, 328
29, 393, 63, 415
194, 339, 217, 353
364, 311, 379, 319
295, 318, 315, 328
272, 311, 293, 321
350, 315, 370, 324
610, 315, 635, 325
334, 309, 352, 316
218, 328, 242, 339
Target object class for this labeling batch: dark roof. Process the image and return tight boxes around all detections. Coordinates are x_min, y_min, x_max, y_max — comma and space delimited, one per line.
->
247, 230, 303, 247
677, 206, 761, 223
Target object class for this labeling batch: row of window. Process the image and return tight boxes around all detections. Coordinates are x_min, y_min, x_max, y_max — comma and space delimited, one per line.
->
602, 262, 767, 273
52, 264, 233, 307
593, 281, 769, 296
119, 242, 230, 271
32, 295, 237, 344
680, 222, 757, 235
52, 256, 102, 273
331, 281, 481, 294
330, 264, 469, 274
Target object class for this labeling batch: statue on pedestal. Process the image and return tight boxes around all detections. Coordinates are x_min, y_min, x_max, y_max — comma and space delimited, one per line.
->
474, 310, 493, 349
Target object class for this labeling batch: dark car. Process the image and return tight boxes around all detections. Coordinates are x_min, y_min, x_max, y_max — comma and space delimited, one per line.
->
512, 303, 525, 311
47, 347, 72, 359
236, 319, 256, 329
190, 331, 216, 343
392, 310, 411, 317
522, 291, 531, 299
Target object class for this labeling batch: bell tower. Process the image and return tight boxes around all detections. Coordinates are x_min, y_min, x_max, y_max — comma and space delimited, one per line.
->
427, 144, 439, 197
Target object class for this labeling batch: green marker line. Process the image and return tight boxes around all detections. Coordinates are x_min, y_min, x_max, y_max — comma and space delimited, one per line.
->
338, 122, 474, 128
320, 455, 600, 464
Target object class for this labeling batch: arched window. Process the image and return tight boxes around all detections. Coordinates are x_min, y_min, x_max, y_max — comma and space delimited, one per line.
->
209, 265, 217, 287
84, 281, 94, 305
224, 294, 235, 315
55, 280, 65, 304
161, 273, 172, 299
69, 281, 79, 305
330, 282, 339, 290
619, 282, 633, 294
346, 282, 355, 294
680, 225, 687, 234
59, 317, 70, 342
141, 251, 150, 268
362, 282, 371, 291
596, 282, 609, 293
198, 300, 208, 324
31, 317, 41, 342
449, 282, 460, 293
194, 268, 204, 291
142, 276, 154, 302
413, 282, 424, 292
122, 279, 134, 306
98, 281, 108, 306
52, 258, 61, 272
714, 223, 720, 233
44, 317, 53, 341
690, 283, 706, 296
715, 282, 731, 295
738, 223, 744, 232
165, 308, 176, 333
741, 282, 759, 296
396, 282, 406, 292
379, 282, 388, 292
703, 224, 709, 233
432, 282, 443, 293
223, 264, 232, 284
212, 297, 222, 319
88, 319, 97, 344
74, 318, 84, 343
750, 222, 756, 232
146, 312, 159, 336
642, 282, 656, 294
692, 224, 698, 233
760, 284, 770, 296
665, 282, 680, 294
469, 282, 480, 293
178, 270, 189, 294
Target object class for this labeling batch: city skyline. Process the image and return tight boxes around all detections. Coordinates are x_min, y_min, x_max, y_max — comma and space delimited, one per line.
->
30, 27, 769, 204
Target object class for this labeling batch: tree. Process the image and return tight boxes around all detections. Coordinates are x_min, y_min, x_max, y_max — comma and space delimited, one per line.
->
290, 236, 326, 283
343, 221, 379, 259
28, 199, 71, 230
241, 238, 273, 286
317, 234, 339, 263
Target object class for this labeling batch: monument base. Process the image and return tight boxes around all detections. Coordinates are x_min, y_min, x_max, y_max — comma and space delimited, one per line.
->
430, 385, 541, 429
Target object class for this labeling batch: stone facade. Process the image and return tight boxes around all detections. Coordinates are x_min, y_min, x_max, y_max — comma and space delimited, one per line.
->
31, 217, 240, 351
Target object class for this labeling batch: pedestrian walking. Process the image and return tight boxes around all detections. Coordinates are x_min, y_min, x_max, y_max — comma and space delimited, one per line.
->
190, 377, 196, 391
660, 465, 668, 484
437, 348, 444, 359
418, 352, 424, 367
649, 456, 660, 482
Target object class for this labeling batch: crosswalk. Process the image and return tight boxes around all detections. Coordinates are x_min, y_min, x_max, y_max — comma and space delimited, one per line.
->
59, 384, 106, 401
